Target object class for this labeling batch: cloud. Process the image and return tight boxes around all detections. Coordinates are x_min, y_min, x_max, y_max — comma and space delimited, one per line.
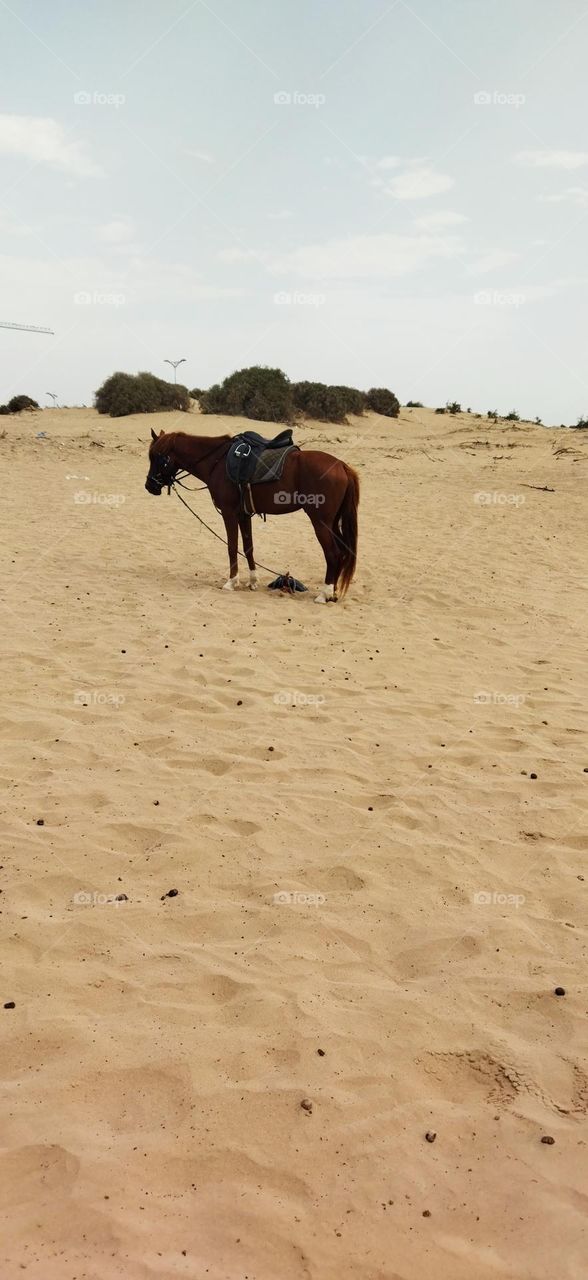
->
376, 155, 401, 170
0, 114, 101, 176
269, 232, 463, 279
514, 149, 588, 170
97, 217, 135, 244
467, 249, 519, 275
539, 186, 588, 207
415, 210, 469, 230
385, 166, 454, 200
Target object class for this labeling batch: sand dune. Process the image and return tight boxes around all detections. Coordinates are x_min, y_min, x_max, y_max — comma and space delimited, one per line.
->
0, 405, 587, 1279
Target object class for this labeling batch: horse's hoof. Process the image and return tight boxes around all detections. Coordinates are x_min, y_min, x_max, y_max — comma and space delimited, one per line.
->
223, 578, 239, 591
249, 574, 259, 591
314, 593, 328, 604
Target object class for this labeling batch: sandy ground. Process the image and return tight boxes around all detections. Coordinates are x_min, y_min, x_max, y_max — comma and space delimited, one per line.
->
0, 403, 587, 1280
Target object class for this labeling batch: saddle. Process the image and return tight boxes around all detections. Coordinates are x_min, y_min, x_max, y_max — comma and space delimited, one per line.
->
226, 429, 298, 515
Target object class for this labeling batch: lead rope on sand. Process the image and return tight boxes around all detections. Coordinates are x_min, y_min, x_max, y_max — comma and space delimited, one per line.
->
172, 484, 289, 580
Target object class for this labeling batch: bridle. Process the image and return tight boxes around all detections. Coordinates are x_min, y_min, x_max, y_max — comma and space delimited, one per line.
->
146, 437, 229, 496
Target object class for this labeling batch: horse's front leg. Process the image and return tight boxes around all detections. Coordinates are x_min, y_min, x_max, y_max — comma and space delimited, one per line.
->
238, 514, 257, 590
221, 509, 240, 590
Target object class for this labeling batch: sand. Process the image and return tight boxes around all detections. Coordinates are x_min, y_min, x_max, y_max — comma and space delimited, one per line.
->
0, 404, 587, 1280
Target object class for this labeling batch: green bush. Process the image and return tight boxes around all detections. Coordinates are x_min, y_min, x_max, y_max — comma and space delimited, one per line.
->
406, 400, 423, 407
332, 385, 367, 416
365, 387, 400, 418
572, 416, 588, 429
434, 407, 446, 415
504, 410, 520, 421
291, 382, 366, 422
446, 401, 461, 415
190, 388, 204, 400
0, 405, 10, 415
292, 382, 343, 423
7, 394, 39, 412
199, 366, 294, 423
95, 371, 190, 417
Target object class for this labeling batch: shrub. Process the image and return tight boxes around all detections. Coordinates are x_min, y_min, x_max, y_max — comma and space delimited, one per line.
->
434, 407, 446, 414
199, 366, 294, 423
571, 416, 588, 429
365, 387, 400, 418
446, 401, 461, 415
406, 400, 423, 407
332, 385, 367, 416
504, 410, 520, 421
487, 409, 498, 419
7, 394, 39, 412
95, 371, 190, 417
190, 388, 204, 400
291, 382, 367, 422
0, 405, 10, 415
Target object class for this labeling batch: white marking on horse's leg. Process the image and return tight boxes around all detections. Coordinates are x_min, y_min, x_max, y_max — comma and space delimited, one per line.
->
314, 583, 335, 604
249, 571, 258, 591
222, 575, 240, 591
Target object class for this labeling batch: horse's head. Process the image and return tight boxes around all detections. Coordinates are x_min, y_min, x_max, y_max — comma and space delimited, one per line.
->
145, 429, 178, 495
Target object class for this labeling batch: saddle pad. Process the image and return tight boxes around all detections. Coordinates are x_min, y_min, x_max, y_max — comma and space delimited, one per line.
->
250, 444, 297, 485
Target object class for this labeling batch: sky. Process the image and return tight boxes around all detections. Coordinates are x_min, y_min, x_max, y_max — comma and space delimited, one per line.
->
1, 0, 588, 422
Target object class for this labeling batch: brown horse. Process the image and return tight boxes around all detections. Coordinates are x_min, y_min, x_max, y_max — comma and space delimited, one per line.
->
145, 428, 359, 602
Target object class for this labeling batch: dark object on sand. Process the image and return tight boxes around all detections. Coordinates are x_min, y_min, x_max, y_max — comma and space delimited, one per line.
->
161, 888, 179, 900
541, 1135, 555, 1145
4, 1001, 15, 1009
425, 1131, 437, 1143
554, 987, 565, 996
268, 573, 307, 594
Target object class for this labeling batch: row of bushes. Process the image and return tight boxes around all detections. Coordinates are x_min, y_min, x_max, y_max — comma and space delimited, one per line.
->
94, 366, 399, 423
0, 394, 39, 415
193, 367, 399, 423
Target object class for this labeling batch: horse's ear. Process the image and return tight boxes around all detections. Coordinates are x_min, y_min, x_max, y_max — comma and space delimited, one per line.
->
159, 430, 164, 437
150, 428, 157, 441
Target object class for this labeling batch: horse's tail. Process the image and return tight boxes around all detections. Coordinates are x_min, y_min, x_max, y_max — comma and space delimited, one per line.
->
334, 463, 360, 597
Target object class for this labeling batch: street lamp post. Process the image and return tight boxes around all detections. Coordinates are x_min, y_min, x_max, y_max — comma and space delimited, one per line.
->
164, 358, 186, 384
46, 392, 58, 407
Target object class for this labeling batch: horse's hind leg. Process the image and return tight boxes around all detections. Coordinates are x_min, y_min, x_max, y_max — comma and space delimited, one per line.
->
308, 512, 341, 603
239, 514, 258, 590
